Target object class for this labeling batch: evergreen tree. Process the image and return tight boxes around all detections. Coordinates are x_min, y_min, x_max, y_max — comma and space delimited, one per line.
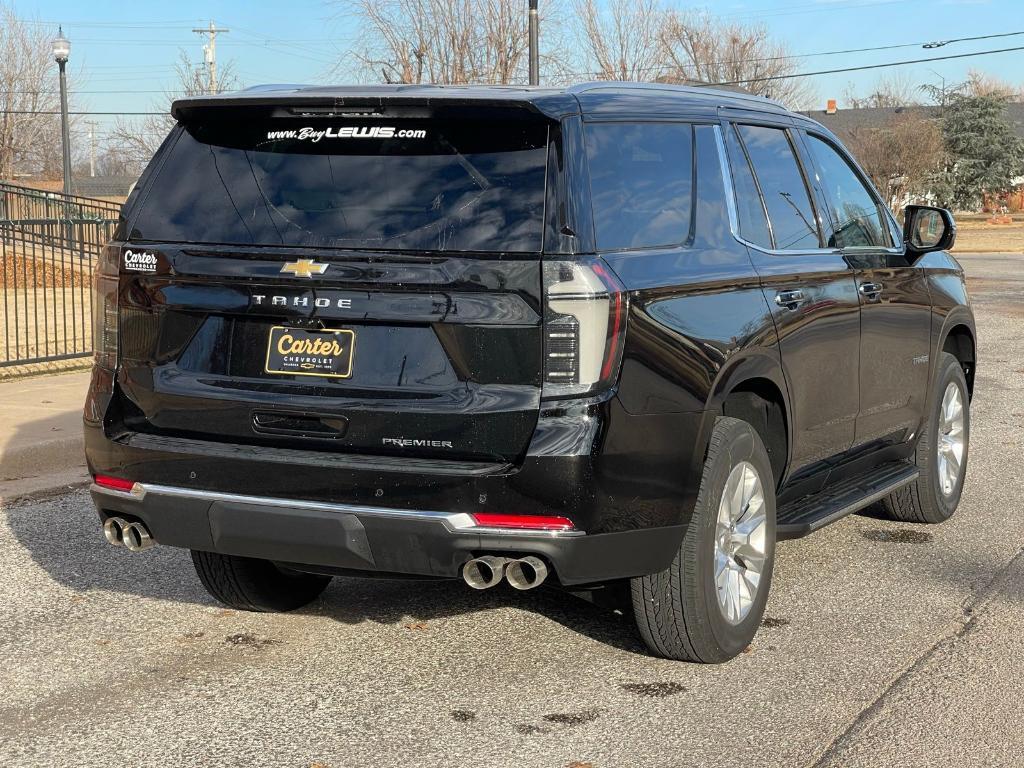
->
936, 92, 1024, 211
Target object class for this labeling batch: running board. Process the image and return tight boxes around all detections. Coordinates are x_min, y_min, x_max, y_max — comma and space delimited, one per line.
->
776, 462, 919, 540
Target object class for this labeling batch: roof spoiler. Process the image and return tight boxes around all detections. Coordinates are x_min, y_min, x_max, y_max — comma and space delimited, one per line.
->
171, 89, 580, 123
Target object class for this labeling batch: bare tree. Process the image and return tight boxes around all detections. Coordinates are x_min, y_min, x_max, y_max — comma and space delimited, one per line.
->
843, 110, 945, 210
573, 0, 665, 82
108, 51, 239, 174
843, 72, 919, 109
336, 0, 567, 84
658, 11, 813, 107
0, 6, 67, 180
964, 69, 1024, 100
570, 5, 813, 107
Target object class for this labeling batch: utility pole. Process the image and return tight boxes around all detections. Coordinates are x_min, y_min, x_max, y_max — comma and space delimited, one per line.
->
192, 20, 229, 94
528, 0, 539, 86
86, 120, 98, 177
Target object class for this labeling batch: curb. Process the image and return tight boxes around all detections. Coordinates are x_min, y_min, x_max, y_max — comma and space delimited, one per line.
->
2, 435, 85, 484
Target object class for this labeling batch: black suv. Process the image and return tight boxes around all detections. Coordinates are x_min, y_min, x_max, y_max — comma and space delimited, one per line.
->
86, 83, 975, 662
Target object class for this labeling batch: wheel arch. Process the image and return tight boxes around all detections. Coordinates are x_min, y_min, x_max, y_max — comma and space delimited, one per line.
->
939, 318, 976, 399
706, 352, 791, 488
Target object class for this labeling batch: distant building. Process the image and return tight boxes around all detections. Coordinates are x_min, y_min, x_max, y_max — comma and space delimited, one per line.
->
801, 101, 1024, 144
71, 176, 138, 199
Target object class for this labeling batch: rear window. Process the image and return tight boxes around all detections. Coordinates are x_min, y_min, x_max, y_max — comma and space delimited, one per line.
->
130, 118, 550, 252
586, 122, 693, 251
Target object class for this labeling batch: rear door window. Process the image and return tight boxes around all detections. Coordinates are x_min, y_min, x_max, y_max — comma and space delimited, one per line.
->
736, 124, 820, 251
130, 118, 549, 253
805, 134, 892, 249
585, 122, 693, 251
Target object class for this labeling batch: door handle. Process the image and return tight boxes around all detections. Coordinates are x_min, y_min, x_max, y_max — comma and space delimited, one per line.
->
859, 282, 883, 300
774, 289, 806, 310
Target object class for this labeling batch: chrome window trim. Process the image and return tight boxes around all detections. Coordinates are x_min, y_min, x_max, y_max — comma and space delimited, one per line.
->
91, 482, 586, 538
713, 123, 842, 259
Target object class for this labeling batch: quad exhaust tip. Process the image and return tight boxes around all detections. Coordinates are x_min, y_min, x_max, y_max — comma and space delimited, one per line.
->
505, 555, 548, 591
462, 555, 508, 590
461, 555, 549, 591
103, 517, 154, 552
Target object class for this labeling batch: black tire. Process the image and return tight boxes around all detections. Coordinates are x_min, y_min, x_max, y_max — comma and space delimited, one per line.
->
191, 550, 332, 612
631, 417, 776, 663
883, 352, 970, 524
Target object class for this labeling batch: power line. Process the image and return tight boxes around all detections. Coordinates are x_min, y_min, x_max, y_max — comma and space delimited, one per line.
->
702, 29, 1024, 67
565, 42, 1024, 83
6, 28, 1020, 94
3, 39, 1023, 115
5, 90, 180, 94
703, 43, 1024, 87
0, 111, 166, 116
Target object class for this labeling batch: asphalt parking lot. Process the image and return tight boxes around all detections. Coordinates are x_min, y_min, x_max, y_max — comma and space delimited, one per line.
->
1, 252, 1022, 768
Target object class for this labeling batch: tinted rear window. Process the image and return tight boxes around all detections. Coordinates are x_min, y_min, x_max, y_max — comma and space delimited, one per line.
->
131, 119, 549, 252
586, 122, 693, 251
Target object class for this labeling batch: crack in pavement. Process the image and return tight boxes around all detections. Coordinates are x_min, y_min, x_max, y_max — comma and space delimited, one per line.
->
808, 546, 1024, 768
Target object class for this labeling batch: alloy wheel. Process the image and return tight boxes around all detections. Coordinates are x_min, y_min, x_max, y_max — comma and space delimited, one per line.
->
714, 461, 768, 625
937, 381, 966, 497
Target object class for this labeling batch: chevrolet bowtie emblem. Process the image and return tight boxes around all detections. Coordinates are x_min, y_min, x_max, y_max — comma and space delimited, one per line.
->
280, 259, 329, 279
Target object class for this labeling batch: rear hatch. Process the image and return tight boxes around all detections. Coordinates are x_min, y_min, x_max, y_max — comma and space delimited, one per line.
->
109, 104, 556, 464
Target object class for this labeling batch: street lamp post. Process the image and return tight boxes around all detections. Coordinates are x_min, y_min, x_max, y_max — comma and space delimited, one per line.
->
528, 0, 539, 86
52, 27, 72, 197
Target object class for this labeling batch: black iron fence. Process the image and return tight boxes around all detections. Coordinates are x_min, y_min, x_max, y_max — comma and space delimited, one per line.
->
0, 182, 121, 367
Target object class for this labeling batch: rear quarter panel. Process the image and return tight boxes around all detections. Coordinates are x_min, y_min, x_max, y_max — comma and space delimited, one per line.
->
597, 124, 784, 527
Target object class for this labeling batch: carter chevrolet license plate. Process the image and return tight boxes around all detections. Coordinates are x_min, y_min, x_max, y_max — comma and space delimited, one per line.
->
265, 326, 355, 379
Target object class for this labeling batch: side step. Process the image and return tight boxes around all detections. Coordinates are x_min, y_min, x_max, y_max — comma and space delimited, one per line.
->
777, 461, 919, 540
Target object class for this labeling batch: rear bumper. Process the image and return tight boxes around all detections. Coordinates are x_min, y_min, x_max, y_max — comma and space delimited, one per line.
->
91, 481, 684, 585
85, 370, 712, 584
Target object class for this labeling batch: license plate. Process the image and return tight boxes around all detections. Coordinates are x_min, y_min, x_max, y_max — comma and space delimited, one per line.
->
264, 326, 355, 379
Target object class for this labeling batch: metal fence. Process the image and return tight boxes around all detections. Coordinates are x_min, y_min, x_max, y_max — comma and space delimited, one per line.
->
0, 182, 121, 367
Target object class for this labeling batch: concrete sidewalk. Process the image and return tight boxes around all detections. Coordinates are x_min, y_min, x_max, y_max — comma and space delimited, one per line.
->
0, 371, 91, 502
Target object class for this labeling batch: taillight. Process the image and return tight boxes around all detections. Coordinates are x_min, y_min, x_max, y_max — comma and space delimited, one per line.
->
542, 257, 626, 398
92, 246, 119, 370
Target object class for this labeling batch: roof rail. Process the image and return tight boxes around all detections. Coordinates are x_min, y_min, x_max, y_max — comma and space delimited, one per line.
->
567, 80, 788, 110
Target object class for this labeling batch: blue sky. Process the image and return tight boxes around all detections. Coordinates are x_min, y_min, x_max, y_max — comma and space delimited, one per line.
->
12, 0, 1024, 141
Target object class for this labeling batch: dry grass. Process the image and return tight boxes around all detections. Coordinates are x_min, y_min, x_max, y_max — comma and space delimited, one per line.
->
1, 244, 90, 289
952, 214, 1024, 254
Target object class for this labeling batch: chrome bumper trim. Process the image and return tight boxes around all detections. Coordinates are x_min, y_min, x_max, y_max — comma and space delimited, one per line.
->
90, 482, 586, 538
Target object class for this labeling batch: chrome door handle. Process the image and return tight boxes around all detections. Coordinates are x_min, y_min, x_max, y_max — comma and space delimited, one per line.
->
774, 289, 806, 310
859, 282, 883, 300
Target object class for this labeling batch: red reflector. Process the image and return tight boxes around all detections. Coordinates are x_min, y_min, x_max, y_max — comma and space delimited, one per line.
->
470, 513, 574, 531
94, 475, 135, 492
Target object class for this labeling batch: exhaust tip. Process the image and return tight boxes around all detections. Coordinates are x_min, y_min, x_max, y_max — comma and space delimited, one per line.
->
462, 555, 507, 590
505, 556, 548, 591
122, 521, 154, 552
103, 516, 128, 547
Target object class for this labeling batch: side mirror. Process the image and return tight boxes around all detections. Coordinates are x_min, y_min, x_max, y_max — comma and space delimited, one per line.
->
904, 205, 956, 256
